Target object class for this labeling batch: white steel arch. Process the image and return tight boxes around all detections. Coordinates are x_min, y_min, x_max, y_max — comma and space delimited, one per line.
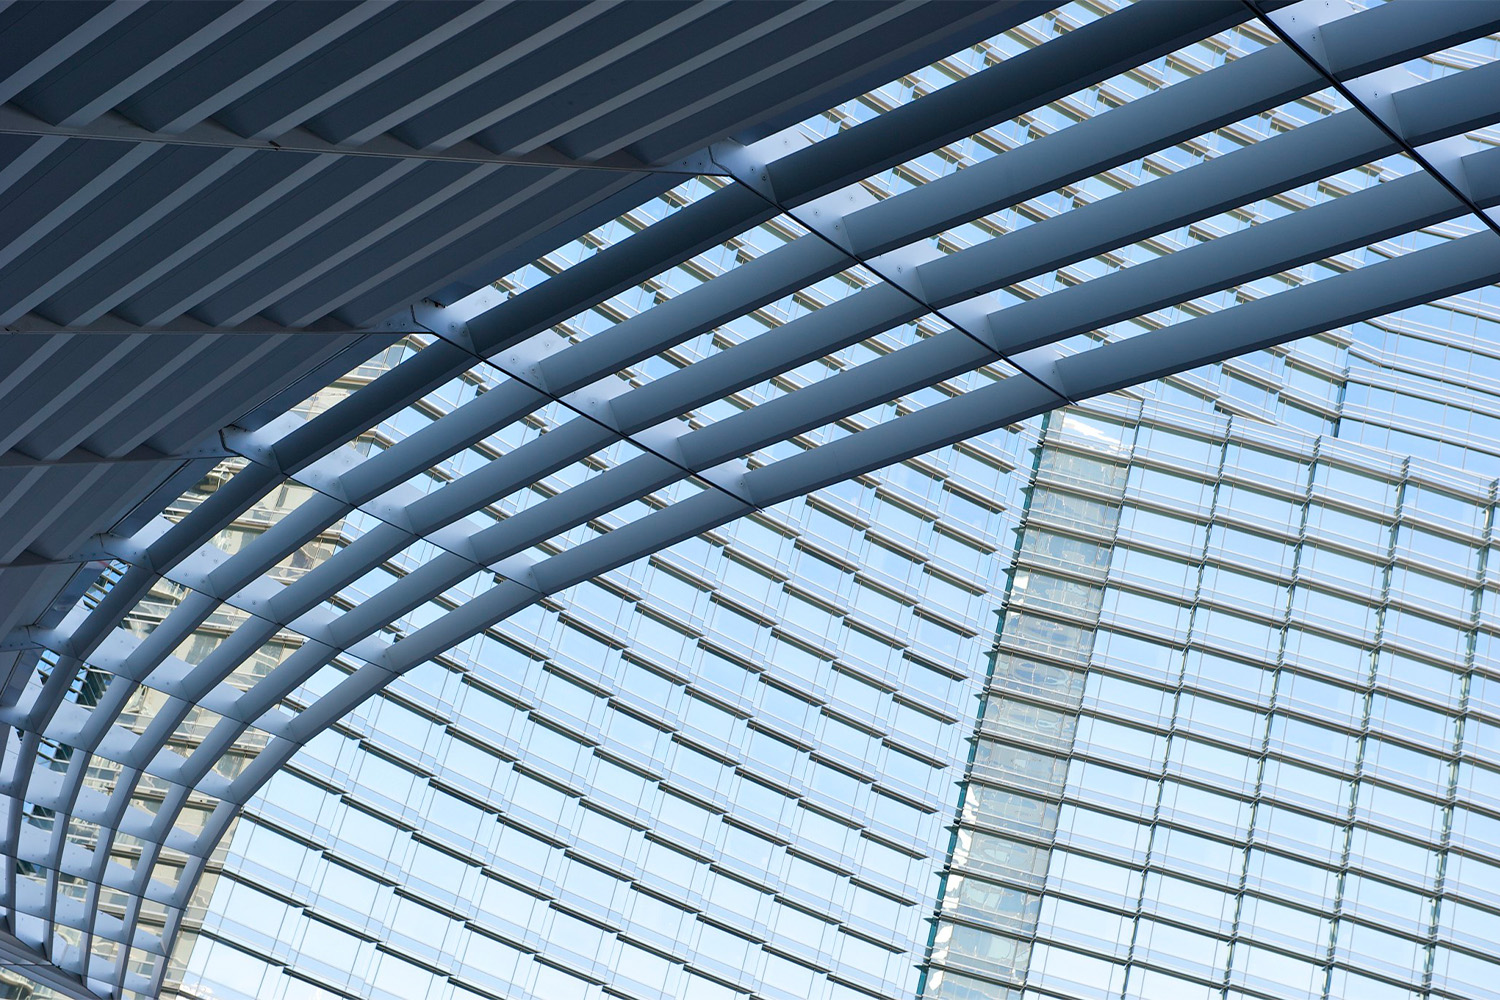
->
8, 2, 1500, 996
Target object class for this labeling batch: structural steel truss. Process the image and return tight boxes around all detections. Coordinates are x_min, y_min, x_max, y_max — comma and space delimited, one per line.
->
6, 1, 1500, 996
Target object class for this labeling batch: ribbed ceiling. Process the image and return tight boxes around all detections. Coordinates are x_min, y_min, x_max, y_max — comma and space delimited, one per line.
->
7, 2, 1500, 998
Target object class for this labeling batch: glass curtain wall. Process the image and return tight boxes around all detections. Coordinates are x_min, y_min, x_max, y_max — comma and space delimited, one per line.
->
928, 371, 1500, 1000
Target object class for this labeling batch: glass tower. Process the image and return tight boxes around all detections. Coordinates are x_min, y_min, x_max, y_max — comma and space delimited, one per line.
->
9, 4, 1500, 1000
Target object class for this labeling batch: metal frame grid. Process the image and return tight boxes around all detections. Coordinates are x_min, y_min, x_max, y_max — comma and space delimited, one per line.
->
7, 1, 1500, 996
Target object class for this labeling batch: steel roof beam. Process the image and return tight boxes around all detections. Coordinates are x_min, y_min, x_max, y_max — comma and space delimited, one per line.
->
50, 2, 267, 128
147, 1, 396, 137
43, 21, 1500, 851
72, 142, 1500, 912
15, 4, 1500, 994
559, 1, 964, 163
762, 0, 1259, 206
1, 312, 412, 337
0, 105, 694, 175
0, 2, 145, 108
1306, 0, 1500, 80
272, 168, 646, 329
461, 0, 1269, 356
0, 445, 225, 470
132, 110, 1500, 776
234, 5, 507, 142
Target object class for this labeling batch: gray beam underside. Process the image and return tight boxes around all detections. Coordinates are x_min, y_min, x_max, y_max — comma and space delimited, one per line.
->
0, 2, 144, 109
2, 313, 408, 338
0, 105, 694, 175
1316, 0, 1500, 79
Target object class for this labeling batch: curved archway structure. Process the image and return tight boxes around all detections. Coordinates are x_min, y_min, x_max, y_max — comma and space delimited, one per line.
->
7, 1, 1500, 996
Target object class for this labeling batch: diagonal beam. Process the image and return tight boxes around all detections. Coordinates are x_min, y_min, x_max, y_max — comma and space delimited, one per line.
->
2, 310, 419, 337
0, 149, 255, 328
404, 1, 723, 154
236, 4, 508, 141
0, 104, 710, 175
564, 0, 952, 163
53, 1, 266, 128
148, 0, 396, 136
0, 2, 145, 107
0, 444, 227, 470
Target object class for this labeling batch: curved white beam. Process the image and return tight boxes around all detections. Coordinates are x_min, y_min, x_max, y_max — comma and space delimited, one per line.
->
12, 3, 1500, 996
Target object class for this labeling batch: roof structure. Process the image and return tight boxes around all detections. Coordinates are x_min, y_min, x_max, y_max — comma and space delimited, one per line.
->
5, 0, 1500, 997
0, 0, 1026, 722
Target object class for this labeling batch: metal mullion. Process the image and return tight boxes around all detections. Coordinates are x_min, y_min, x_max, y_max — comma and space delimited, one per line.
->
181, 392, 567, 639
1420, 478, 1495, 990
24, 539, 255, 740
178, 403, 703, 731
63, 621, 318, 958
306, 293, 779, 543
465, 185, 784, 358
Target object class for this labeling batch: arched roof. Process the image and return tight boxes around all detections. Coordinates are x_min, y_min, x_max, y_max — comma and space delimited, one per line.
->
5, 1, 1500, 996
